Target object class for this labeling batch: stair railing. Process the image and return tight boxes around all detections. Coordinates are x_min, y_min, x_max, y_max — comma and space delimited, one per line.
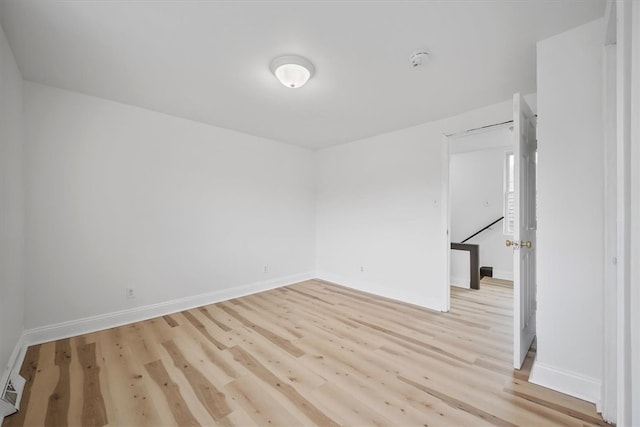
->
460, 216, 504, 243
451, 216, 504, 290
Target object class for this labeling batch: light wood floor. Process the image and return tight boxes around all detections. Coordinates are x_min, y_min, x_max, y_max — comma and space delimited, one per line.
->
3, 278, 607, 426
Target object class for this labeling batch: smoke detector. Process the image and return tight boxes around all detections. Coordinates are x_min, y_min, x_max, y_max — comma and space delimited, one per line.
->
409, 51, 429, 68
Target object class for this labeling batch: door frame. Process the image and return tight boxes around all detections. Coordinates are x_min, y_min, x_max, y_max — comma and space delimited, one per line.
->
603, 0, 640, 424
601, 0, 617, 420
441, 120, 515, 313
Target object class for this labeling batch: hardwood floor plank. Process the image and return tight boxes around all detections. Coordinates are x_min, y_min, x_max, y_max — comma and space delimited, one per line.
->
144, 359, 200, 427
227, 345, 340, 427
96, 327, 164, 426
295, 348, 459, 425
219, 303, 304, 358
238, 294, 305, 339
215, 404, 258, 427
161, 339, 232, 420
286, 286, 336, 306
504, 382, 608, 425
307, 381, 395, 426
224, 375, 309, 426
198, 307, 232, 332
65, 337, 85, 427
506, 393, 588, 427
180, 310, 227, 351
77, 342, 108, 427
399, 375, 518, 427
21, 342, 57, 426
350, 317, 473, 365
229, 325, 327, 393
200, 342, 239, 381
44, 339, 72, 427
199, 304, 243, 331
162, 315, 179, 328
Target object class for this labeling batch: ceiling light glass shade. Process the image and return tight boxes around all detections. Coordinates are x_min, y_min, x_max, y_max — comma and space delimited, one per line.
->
270, 55, 315, 88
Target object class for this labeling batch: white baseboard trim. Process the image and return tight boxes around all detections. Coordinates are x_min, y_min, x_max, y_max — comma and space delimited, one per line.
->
492, 269, 514, 281
529, 359, 601, 404
22, 271, 315, 346
316, 271, 446, 312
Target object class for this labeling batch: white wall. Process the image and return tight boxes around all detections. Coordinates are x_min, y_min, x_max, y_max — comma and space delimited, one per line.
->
450, 250, 471, 288
450, 143, 513, 285
532, 18, 604, 403
0, 25, 25, 384
23, 82, 315, 330
315, 96, 534, 310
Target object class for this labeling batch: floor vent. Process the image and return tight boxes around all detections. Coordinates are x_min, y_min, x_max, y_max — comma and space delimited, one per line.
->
0, 373, 26, 418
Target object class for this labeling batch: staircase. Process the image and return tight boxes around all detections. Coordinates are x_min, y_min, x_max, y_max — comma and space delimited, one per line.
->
451, 216, 504, 290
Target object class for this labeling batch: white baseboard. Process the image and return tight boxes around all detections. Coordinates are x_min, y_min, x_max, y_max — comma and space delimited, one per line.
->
316, 271, 446, 312
529, 359, 601, 404
492, 269, 514, 281
22, 271, 315, 346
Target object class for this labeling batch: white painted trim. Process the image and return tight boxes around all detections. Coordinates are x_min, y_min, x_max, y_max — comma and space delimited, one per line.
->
529, 360, 602, 405
21, 272, 315, 346
492, 269, 514, 281
316, 272, 445, 312
604, 0, 617, 46
629, 2, 640, 425
602, 41, 618, 424
441, 134, 451, 312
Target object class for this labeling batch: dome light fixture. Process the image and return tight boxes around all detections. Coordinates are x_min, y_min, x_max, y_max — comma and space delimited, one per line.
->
409, 50, 429, 68
270, 55, 315, 88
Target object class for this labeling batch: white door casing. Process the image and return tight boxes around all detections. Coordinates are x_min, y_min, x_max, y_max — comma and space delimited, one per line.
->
512, 93, 537, 369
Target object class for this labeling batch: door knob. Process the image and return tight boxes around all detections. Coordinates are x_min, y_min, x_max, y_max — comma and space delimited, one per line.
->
505, 239, 517, 247
521, 240, 532, 248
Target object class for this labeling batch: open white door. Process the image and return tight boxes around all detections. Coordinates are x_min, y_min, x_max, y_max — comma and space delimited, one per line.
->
511, 93, 537, 369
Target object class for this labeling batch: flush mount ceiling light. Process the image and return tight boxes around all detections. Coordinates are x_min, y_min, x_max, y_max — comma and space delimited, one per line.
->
270, 55, 315, 88
409, 50, 429, 68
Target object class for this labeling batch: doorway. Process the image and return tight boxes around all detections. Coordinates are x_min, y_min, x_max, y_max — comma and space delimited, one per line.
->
442, 94, 538, 370
447, 126, 514, 292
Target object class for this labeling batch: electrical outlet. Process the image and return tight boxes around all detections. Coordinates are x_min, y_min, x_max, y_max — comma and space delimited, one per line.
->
360, 266, 364, 273
126, 288, 136, 299
263, 265, 268, 273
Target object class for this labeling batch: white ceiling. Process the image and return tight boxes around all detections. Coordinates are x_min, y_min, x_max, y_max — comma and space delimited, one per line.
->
0, 0, 605, 149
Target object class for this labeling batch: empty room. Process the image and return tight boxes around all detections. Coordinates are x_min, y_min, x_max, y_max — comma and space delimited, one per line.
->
0, 0, 638, 426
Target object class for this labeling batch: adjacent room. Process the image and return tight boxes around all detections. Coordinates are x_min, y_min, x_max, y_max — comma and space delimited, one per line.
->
1, 0, 638, 425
